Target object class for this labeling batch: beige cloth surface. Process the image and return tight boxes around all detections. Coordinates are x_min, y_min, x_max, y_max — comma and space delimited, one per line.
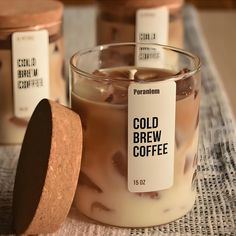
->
0, 5, 236, 236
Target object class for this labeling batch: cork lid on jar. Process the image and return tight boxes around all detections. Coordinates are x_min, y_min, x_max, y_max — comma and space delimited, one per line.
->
13, 99, 83, 234
0, 0, 63, 29
97, 0, 184, 14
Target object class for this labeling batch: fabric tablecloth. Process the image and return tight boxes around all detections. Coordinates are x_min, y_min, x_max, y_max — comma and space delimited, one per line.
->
0, 5, 236, 236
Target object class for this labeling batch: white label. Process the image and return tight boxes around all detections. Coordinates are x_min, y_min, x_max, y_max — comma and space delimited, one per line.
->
135, 7, 169, 68
12, 30, 49, 118
136, 6, 169, 44
128, 81, 176, 192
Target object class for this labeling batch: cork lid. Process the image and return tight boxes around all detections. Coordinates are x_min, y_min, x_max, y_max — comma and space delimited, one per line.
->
0, 0, 63, 29
97, 0, 184, 8
13, 99, 83, 234
97, 0, 184, 12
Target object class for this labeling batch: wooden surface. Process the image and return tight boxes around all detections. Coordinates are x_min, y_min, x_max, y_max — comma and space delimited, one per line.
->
199, 10, 236, 118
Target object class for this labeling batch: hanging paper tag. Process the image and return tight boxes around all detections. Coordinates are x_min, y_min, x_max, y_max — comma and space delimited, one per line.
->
128, 80, 176, 192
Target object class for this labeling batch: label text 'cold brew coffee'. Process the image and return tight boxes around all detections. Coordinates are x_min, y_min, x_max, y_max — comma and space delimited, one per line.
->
128, 81, 176, 192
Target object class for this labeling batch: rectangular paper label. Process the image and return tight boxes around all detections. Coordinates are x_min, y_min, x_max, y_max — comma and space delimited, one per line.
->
136, 6, 169, 44
12, 30, 49, 118
135, 7, 169, 68
128, 81, 176, 192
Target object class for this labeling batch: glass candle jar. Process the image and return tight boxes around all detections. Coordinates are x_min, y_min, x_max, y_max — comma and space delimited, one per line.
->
0, 0, 66, 144
96, 0, 184, 48
70, 43, 200, 227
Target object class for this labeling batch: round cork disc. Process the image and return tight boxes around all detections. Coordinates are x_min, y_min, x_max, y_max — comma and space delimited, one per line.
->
0, 0, 63, 29
13, 99, 83, 234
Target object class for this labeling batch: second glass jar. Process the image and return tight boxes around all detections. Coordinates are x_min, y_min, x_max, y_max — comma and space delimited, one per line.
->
96, 0, 184, 48
0, 0, 66, 144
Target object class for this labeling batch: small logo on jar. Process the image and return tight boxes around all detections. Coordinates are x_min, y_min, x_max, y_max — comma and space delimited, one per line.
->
133, 88, 160, 95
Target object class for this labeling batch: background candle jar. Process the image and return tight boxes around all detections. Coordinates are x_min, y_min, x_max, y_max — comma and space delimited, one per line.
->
96, 0, 184, 48
70, 43, 201, 227
0, 0, 66, 144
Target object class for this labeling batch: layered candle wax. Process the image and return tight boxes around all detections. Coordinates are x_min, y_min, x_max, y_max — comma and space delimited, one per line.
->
71, 44, 200, 227
71, 65, 200, 227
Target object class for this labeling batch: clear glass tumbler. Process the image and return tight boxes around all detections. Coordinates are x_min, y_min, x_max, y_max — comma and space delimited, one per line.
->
70, 43, 200, 227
